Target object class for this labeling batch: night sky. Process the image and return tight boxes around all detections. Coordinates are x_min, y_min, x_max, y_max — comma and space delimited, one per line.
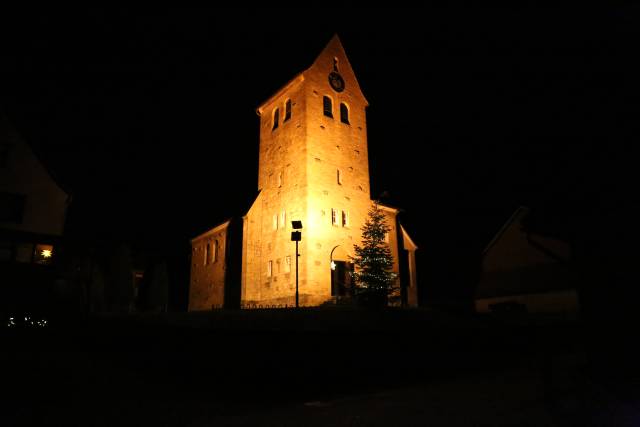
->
2, 7, 640, 303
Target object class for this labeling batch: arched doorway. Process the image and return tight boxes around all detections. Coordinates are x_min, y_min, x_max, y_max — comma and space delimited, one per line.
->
330, 245, 354, 298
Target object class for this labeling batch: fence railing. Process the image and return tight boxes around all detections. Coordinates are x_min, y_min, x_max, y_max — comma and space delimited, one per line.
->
211, 303, 300, 310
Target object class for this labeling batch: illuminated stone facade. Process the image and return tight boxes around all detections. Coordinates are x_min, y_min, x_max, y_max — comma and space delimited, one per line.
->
189, 35, 418, 309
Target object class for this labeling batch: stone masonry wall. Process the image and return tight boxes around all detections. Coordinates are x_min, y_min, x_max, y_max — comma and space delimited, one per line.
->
189, 224, 228, 310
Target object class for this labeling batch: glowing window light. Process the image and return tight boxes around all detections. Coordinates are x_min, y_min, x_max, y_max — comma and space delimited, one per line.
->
35, 244, 54, 264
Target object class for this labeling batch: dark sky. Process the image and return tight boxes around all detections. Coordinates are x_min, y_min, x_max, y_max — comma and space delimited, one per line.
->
2, 7, 639, 275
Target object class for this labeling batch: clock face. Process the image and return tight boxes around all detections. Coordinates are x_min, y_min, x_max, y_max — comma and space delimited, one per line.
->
328, 72, 345, 92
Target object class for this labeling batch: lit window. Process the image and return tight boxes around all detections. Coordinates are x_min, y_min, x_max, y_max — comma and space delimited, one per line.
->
331, 208, 338, 226
384, 232, 390, 243
342, 210, 349, 227
34, 244, 54, 265
284, 99, 292, 122
337, 169, 343, 185
267, 260, 273, 277
278, 171, 283, 188
285, 256, 291, 273
213, 239, 219, 263
323, 96, 333, 118
340, 103, 349, 124
204, 243, 210, 265
272, 108, 280, 130
273, 214, 278, 230
280, 210, 286, 230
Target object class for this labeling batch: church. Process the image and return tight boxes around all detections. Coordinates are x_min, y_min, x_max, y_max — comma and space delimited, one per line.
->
189, 35, 418, 309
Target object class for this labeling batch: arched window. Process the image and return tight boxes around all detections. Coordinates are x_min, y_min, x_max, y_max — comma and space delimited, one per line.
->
284, 99, 292, 122
340, 103, 349, 124
272, 108, 280, 130
204, 243, 210, 265
323, 96, 333, 118
213, 239, 219, 263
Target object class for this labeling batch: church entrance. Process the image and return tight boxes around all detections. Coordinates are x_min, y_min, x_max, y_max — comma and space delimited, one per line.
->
331, 261, 354, 299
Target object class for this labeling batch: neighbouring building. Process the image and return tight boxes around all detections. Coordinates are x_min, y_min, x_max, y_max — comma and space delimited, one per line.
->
0, 113, 71, 313
189, 35, 418, 310
474, 206, 578, 316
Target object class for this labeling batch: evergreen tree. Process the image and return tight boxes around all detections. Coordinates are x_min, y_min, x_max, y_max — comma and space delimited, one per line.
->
350, 202, 398, 306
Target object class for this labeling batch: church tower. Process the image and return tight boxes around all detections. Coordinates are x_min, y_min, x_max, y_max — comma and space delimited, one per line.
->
189, 35, 418, 309
244, 35, 380, 306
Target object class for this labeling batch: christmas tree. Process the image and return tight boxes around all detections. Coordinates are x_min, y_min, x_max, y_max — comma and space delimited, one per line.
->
351, 202, 398, 307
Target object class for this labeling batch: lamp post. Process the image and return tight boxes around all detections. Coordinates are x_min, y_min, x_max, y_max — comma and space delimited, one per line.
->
291, 221, 303, 308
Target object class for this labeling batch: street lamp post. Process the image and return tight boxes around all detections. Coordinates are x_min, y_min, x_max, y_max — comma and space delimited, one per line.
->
291, 221, 303, 308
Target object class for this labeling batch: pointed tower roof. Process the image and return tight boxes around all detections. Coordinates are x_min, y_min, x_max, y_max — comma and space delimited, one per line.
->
306, 34, 368, 104
257, 34, 368, 115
